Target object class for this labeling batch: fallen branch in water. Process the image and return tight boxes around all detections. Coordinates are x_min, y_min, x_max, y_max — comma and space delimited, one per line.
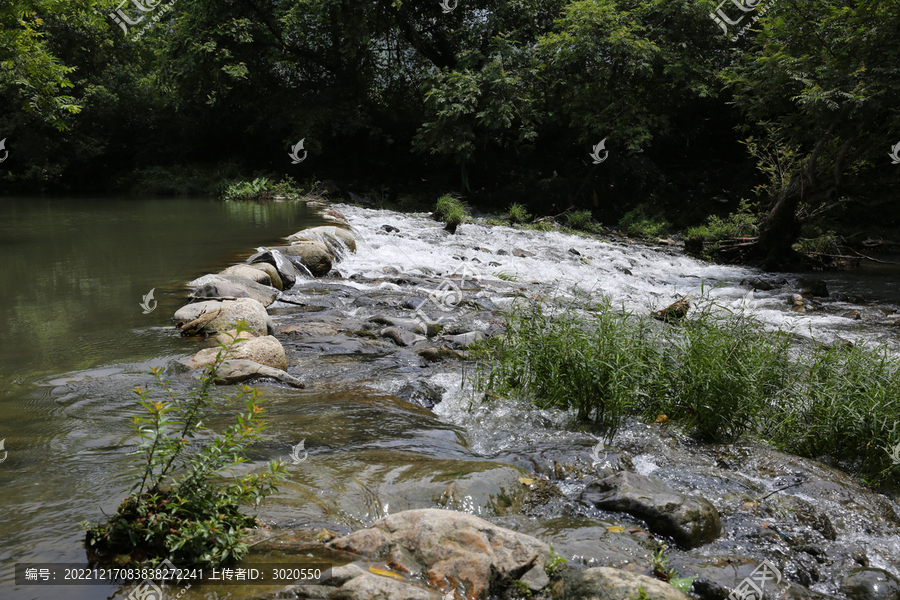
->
758, 481, 804, 502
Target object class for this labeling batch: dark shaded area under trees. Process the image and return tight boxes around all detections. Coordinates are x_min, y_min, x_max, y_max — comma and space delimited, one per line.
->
1, 0, 898, 270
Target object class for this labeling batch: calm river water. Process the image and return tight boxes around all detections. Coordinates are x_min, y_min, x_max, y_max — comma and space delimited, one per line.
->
0, 196, 324, 599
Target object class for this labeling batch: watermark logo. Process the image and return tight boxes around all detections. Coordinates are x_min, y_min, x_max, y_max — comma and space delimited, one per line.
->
411, 263, 484, 328
140, 288, 158, 314
109, 0, 175, 40
729, 290, 760, 311
290, 439, 308, 464
889, 142, 900, 165
710, 0, 769, 41
0, 439, 7, 464
0, 138, 8, 163
127, 559, 190, 600
128, 578, 163, 600
590, 139, 608, 164
289, 139, 307, 164
439, 0, 458, 13
589, 441, 608, 468
890, 441, 900, 465
729, 559, 791, 600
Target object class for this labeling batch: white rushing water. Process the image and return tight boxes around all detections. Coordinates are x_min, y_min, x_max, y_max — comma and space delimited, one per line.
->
330, 203, 900, 348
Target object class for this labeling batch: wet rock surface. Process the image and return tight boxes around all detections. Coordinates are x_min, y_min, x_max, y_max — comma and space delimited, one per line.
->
551, 566, 693, 600
173, 297, 272, 336
323, 509, 550, 599
582, 471, 722, 549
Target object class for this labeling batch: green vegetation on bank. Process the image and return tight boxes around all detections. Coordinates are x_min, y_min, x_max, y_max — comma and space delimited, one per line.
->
82, 324, 286, 567
221, 177, 308, 201
618, 206, 671, 239
471, 298, 900, 486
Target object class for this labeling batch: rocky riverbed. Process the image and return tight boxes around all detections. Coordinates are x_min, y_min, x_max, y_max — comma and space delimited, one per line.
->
155, 203, 899, 600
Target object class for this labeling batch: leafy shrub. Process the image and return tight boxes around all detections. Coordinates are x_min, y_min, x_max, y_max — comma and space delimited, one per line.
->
221, 176, 306, 200
82, 324, 286, 567
618, 206, 670, 238
795, 231, 841, 255
507, 203, 532, 224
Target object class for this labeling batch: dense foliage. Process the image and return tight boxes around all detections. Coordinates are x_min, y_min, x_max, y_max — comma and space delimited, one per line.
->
1, 0, 898, 261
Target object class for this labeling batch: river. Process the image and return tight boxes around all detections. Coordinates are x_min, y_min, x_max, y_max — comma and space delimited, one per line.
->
1, 197, 898, 600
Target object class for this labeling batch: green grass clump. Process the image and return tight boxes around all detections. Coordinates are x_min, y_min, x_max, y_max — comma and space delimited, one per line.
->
565, 209, 596, 231
434, 194, 470, 231
507, 203, 532, 224
82, 322, 287, 567
472, 299, 900, 485
618, 205, 670, 238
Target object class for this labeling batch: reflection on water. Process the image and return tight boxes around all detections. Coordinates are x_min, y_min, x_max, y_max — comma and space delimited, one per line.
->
0, 196, 323, 599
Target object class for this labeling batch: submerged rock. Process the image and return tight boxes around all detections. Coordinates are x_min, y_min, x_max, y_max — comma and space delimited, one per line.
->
581, 471, 721, 549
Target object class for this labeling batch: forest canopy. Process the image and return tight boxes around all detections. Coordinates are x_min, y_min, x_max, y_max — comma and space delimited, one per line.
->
1, 0, 898, 267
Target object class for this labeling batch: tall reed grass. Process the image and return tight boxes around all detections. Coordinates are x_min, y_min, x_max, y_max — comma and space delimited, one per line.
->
472, 297, 900, 485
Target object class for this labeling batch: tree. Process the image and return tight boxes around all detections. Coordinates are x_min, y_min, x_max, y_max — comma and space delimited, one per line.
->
0, 0, 95, 130
723, 0, 900, 269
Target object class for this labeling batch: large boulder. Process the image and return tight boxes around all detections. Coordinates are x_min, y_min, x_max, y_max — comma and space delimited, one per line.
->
189, 275, 279, 307
219, 264, 272, 286
325, 508, 550, 600
173, 298, 271, 337
247, 248, 298, 289
246, 262, 283, 290
581, 471, 721, 549
184, 335, 287, 371
210, 359, 305, 388
551, 567, 694, 600
288, 225, 357, 254
278, 241, 333, 277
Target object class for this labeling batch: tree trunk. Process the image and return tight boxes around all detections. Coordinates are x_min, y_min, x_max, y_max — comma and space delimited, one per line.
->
755, 190, 804, 271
